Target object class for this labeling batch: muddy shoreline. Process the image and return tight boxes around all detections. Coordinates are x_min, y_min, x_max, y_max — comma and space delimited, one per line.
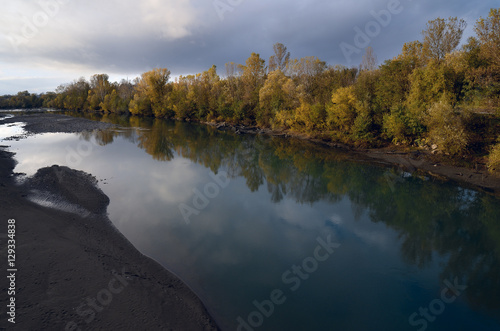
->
0, 113, 219, 330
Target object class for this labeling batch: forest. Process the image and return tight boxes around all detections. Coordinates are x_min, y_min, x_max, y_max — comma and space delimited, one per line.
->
1, 9, 499, 172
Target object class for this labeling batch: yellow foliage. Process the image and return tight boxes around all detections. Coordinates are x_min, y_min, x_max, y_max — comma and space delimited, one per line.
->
327, 86, 358, 131
274, 110, 294, 129
406, 60, 457, 119
132, 68, 171, 117
293, 101, 313, 131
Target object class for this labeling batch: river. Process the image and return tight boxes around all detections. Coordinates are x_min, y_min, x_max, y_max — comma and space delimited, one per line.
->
2, 112, 500, 330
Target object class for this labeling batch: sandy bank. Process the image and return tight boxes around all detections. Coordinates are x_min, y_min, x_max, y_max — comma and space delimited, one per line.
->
0, 113, 219, 330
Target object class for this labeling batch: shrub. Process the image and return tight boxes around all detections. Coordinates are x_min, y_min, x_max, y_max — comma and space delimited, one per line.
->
351, 103, 373, 141
426, 101, 469, 155
488, 141, 500, 173
382, 105, 422, 144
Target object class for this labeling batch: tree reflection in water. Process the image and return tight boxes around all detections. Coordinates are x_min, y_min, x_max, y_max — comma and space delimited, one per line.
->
72, 112, 500, 315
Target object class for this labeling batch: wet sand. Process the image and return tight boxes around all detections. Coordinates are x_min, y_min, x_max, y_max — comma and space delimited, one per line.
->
0, 113, 219, 330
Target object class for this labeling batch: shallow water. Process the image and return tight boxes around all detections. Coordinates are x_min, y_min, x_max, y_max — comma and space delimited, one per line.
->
2, 113, 500, 330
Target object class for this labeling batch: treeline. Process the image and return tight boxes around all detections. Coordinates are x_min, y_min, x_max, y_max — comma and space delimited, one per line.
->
0, 91, 45, 109
2, 9, 499, 171
0, 77, 136, 114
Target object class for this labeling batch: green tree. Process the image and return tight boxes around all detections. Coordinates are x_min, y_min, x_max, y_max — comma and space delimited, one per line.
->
383, 105, 414, 143
376, 59, 412, 111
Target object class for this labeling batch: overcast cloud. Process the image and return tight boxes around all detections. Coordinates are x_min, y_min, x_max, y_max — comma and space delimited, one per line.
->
0, 0, 497, 94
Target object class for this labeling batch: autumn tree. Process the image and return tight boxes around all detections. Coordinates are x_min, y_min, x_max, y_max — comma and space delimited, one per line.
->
208, 62, 243, 121
169, 75, 194, 119
100, 89, 120, 113
258, 70, 298, 127
318, 65, 358, 105
397, 40, 426, 68
327, 86, 358, 133
87, 74, 111, 110
406, 60, 457, 116
197, 65, 220, 120
224, 63, 242, 101
129, 68, 172, 117
8, 10, 500, 154
239, 53, 266, 90
464, 9, 500, 107
289, 56, 327, 104
422, 17, 467, 62
238, 53, 266, 121
61, 78, 90, 110
41, 92, 57, 108
268, 43, 291, 73
474, 8, 500, 68
382, 105, 413, 143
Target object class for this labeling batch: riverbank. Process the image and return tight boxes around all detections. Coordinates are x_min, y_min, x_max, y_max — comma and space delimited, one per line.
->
0, 113, 219, 330
206, 121, 500, 196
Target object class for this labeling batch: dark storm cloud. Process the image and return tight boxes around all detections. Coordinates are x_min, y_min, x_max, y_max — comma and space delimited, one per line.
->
0, 0, 497, 93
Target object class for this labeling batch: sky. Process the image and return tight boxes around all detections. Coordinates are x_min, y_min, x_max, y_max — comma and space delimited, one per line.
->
0, 0, 497, 95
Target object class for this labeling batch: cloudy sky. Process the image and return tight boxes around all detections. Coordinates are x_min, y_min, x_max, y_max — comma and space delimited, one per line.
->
0, 0, 497, 95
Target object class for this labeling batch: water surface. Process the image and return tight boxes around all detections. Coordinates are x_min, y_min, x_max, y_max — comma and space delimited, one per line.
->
2, 113, 500, 330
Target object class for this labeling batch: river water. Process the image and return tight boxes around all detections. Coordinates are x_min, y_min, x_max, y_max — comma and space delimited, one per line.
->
2, 113, 500, 330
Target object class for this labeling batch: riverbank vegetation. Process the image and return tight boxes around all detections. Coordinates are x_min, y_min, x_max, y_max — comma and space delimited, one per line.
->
1, 9, 499, 172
